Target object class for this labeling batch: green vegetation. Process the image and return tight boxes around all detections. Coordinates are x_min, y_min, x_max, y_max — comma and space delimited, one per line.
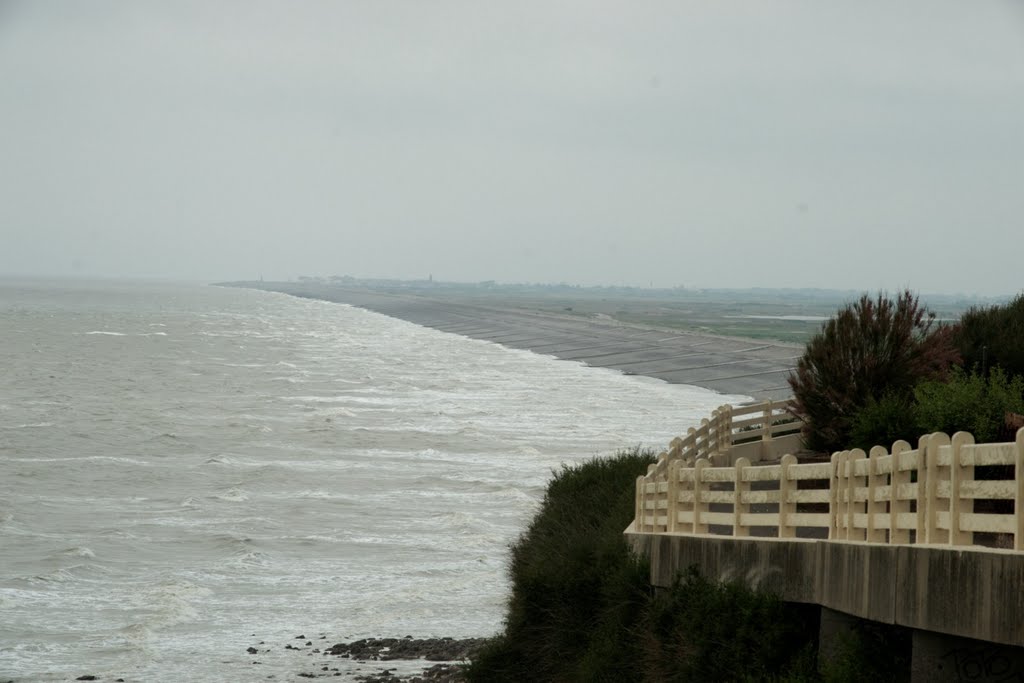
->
850, 368, 1024, 449
953, 293, 1024, 378
794, 290, 1024, 452
465, 450, 656, 682
466, 451, 821, 682
818, 620, 911, 683
914, 367, 1024, 442
640, 568, 820, 682
787, 291, 959, 453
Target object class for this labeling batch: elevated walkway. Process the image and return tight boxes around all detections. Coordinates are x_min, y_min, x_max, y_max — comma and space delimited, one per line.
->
627, 403, 1024, 680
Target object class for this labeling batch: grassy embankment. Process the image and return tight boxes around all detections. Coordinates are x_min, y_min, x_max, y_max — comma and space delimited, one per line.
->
463, 450, 902, 683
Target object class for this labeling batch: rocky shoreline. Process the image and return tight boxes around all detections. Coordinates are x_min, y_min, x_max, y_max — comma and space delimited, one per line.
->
55, 636, 487, 683
246, 634, 488, 682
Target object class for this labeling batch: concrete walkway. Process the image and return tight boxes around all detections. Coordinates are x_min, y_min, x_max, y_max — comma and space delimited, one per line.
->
251, 283, 800, 401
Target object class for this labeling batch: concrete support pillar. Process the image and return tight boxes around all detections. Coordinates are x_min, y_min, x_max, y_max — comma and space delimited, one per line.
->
818, 607, 859, 672
911, 630, 1024, 682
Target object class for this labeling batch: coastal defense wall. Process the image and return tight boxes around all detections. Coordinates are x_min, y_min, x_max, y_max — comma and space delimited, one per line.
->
629, 406, 1024, 681
624, 530, 1024, 681
624, 531, 1024, 647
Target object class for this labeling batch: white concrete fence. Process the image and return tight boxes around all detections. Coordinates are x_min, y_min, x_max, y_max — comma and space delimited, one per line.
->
635, 402, 1024, 551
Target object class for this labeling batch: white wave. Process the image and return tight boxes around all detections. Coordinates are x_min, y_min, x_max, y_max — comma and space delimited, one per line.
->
222, 550, 270, 568
4, 455, 151, 465
27, 564, 103, 584
213, 487, 249, 502
0, 422, 54, 429
85, 330, 127, 336
294, 489, 331, 499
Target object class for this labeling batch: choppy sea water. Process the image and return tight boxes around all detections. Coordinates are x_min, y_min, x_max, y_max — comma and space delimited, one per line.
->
0, 279, 747, 682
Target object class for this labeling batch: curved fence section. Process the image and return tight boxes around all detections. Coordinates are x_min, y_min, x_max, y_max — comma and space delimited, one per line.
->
643, 400, 802, 478
634, 404, 1024, 551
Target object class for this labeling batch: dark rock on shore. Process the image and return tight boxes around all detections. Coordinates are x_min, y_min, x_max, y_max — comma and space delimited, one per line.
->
264, 633, 488, 681
312, 637, 489, 682
354, 662, 466, 683
325, 636, 487, 663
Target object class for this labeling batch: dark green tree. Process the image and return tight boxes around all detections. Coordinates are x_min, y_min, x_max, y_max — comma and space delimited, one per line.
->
788, 290, 959, 453
952, 293, 1024, 378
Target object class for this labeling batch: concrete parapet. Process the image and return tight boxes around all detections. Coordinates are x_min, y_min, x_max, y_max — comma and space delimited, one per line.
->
816, 541, 898, 625
625, 528, 1024, 648
627, 531, 819, 603
896, 545, 1024, 648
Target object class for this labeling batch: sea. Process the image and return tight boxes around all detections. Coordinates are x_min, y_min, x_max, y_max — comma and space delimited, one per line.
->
0, 279, 747, 682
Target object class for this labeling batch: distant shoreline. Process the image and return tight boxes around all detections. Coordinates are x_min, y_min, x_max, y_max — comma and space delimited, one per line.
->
222, 280, 802, 401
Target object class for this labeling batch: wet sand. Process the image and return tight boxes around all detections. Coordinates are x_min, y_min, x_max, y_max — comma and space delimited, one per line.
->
238, 283, 800, 401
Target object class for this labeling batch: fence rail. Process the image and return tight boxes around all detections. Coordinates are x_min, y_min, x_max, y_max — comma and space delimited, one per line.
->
644, 400, 802, 482
634, 404, 1024, 551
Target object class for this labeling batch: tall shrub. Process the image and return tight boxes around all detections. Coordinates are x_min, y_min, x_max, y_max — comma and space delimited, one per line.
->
848, 392, 919, 452
788, 291, 959, 453
640, 567, 820, 682
465, 450, 656, 683
914, 367, 1024, 443
953, 293, 1024, 378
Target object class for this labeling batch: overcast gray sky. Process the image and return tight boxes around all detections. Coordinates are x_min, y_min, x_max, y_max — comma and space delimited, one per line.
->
2, 1, 1022, 295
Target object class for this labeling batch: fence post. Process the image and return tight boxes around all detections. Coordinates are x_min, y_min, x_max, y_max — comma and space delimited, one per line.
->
667, 459, 680, 534
636, 476, 646, 532
734, 457, 750, 537
778, 453, 797, 539
915, 435, 930, 545
866, 446, 887, 543
700, 419, 711, 461
760, 401, 775, 462
925, 433, 951, 544
668, 437, 683, 462
847, 449, 867, 541
889, 440, 912, 544
685, 427, 697, 463
694, 459, 709, 534
829, 451, 843, 540
1016, 428, 1024, 551
721, 404, 734, 454
949, 432, 974, 547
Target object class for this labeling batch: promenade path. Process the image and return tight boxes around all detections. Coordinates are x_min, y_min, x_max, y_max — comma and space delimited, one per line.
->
247, 282, 800, 401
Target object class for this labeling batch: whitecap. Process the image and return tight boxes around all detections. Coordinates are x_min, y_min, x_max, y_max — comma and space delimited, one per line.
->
214, 488, 249, 502
85, 330, 127, 336
118, 622, 154, 643
294, 490, 330, 499
0, 422, 54, 429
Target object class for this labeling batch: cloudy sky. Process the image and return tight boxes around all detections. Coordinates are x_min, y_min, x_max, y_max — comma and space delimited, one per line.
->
2, 1, 1022, 294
